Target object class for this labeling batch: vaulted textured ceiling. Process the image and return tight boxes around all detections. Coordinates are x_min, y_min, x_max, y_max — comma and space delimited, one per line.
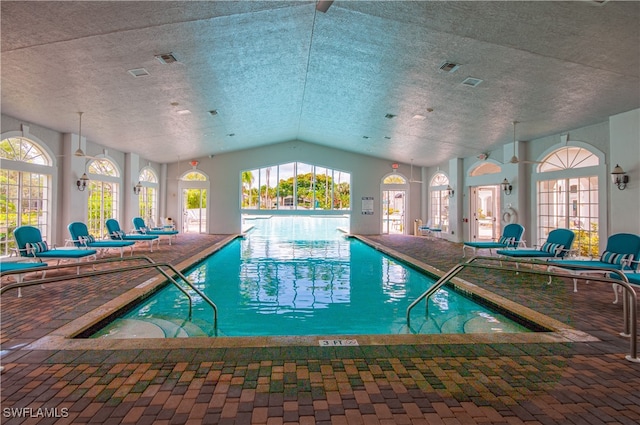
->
1, 1, 638, 165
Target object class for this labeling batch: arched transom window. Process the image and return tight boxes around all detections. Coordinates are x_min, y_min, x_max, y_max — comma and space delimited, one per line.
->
0, 137, 52, 255
469, 162, 501, 176
538, 147, 599, 173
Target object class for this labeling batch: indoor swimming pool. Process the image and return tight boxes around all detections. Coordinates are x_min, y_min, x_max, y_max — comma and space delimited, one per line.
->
91, 216, 531, 338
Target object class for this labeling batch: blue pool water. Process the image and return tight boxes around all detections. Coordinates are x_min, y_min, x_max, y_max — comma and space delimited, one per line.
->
92, 216, 530, 338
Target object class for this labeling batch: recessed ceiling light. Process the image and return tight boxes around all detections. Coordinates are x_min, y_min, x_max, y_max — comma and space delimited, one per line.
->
155, 53, 178, 64
227, 133, 235, 137
208, 110, 218, 116
385, 114, 396, 119
413, 114, 426, 120
176, 109, 191, 115
461, 77, 483, 87
128, 68, 150, 77
384, 136, 391, 140
362, 136, 370, 139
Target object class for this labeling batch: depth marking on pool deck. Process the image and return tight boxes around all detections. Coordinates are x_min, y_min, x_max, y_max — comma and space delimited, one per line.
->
318, 339, 359, 346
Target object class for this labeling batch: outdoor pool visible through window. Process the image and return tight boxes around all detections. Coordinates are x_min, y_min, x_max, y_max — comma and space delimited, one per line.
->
91, 216, 531, 338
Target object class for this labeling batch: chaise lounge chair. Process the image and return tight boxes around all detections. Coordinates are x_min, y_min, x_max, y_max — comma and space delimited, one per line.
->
417, 220, 442, 238
13, 225, 97, 273
105, 219, 159, 252
132, 217, 179, 245
0, 261, 48, 297
68, 222, 135, 258
548, 233, 640, 294
496, 228, 575, 261
462, 223, 525, 257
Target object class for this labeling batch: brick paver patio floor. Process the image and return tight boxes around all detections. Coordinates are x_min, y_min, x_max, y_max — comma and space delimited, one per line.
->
2, 233, 639, 424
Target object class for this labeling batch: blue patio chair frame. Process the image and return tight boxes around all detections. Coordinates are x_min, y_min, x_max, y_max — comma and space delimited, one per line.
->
68, 222, 135, 258
496, 228, 575, 265
105, 219, 159, 252
548, 233, 640, 295
13, 225, 97, 274
462, 223, 525, 257
132, 217, 179, 245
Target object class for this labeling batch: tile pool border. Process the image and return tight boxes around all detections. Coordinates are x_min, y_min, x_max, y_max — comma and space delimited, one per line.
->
24, 234, 598, 351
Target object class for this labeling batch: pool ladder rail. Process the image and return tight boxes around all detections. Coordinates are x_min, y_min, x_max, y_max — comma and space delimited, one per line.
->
0, 256, 218, 329
406, 255, 639, 363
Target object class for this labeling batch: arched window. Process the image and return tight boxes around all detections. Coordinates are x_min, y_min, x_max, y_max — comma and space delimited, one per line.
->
538, 147, 599, 172
536, 146, 601, 256
430, 172, 450, 232
469, 162, 501, 176
0, 137, 53, 255
87, 158, 120, 237
383, 174, 406, 184
138, 167, 159, 226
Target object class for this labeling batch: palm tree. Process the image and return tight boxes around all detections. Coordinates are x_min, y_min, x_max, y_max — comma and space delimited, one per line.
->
241, 170, 255, 207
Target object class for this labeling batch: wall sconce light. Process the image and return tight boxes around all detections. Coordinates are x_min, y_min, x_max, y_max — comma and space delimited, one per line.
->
76, 173, 89, 191
133, 181, 142, 195
446, 185, 455, 198
501, 178, 513, 195
611, 164, 629, 190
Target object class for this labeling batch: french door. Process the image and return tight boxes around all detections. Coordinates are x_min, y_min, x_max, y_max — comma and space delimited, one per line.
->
469, 185, 499, 241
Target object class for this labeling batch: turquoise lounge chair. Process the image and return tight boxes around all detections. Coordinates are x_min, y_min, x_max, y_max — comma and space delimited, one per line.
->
0, 261, 48, 297
496, 228, 575, 260
105, 219, 159, 252
417, 220, 442, 238
68, 222, 135, 257
13, 226, 97, 273
132, 217, 179, 245
549, 233, 640, 294
462, 223, 525, 257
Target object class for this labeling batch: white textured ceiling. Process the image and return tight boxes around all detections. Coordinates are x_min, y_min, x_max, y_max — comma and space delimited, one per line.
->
1, 1, 638, 165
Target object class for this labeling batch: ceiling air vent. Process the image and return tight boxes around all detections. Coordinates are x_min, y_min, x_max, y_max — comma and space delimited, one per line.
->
155, 53, 178, 64
439, 61, 460, 73
128, 68, 150, 78
461, 77, 483, 87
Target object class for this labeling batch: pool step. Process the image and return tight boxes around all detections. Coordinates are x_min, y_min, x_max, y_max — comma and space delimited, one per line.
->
95, 316, 208, 339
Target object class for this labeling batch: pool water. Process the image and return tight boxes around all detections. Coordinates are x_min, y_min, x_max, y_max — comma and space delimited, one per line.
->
92, 216, 530, 338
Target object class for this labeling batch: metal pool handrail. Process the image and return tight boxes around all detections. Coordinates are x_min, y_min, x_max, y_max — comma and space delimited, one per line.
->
0, 256, 218, 329
406, 255, 638, 363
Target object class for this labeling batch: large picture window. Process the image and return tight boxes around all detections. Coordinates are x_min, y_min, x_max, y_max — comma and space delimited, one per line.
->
241, 162, 350, 211
0, 137, 52, 256
429, 172, 450, 232
138, 167, 158, 226
536, 147, 600, 256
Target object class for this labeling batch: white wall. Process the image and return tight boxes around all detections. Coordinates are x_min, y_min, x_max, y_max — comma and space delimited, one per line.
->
609, 109, 640, 235
164, 141, 422, 235
2, 108, 639, 245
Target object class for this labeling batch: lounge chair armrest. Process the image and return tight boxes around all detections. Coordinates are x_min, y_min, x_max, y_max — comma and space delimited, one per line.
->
627, 258, 640, 271
15, 247, 35, 257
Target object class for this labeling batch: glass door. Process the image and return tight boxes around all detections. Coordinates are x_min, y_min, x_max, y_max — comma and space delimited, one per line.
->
470, 185, 499, 241
182, 188, 207, 233
382, 190, 405, 234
